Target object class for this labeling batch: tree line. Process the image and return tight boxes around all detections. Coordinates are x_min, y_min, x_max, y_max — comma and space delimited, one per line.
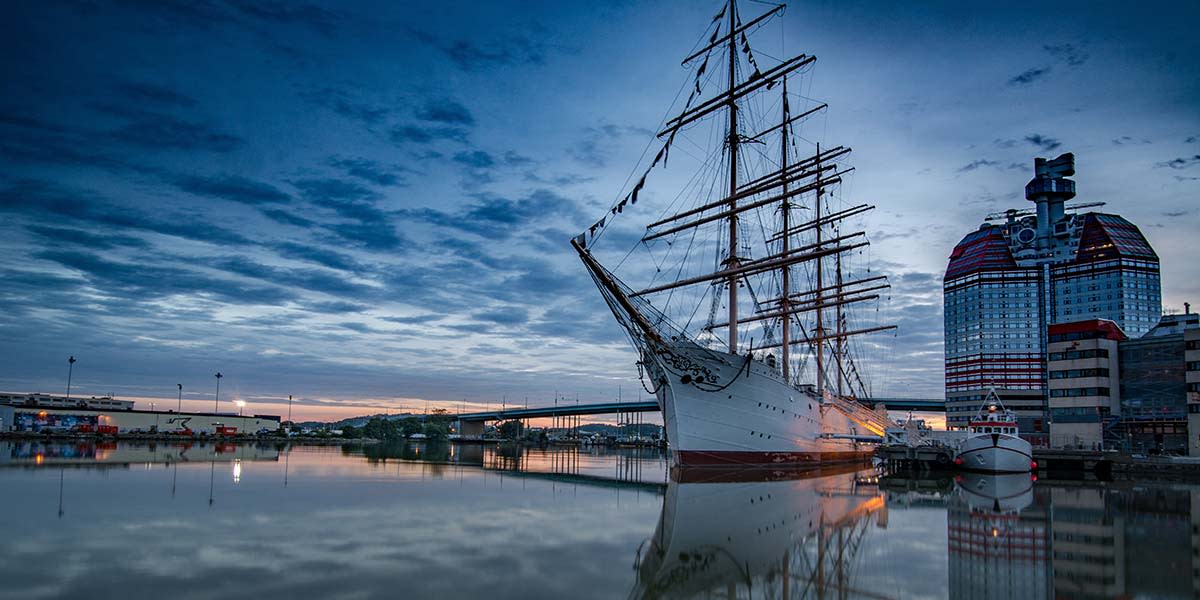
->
341, 409, 452, 441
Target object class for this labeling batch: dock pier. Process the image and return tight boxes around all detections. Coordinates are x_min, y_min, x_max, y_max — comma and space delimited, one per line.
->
875, 444, 956, 471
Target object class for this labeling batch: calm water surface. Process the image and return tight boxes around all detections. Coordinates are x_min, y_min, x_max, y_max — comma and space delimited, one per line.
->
0, 440, 1196, 599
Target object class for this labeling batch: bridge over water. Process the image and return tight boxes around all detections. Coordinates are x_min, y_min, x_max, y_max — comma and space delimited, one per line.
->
453, 397, 943, 435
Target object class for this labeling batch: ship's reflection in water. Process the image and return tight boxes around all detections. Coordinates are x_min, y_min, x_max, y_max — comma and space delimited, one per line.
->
632, 466, 885, 599
2, 442, 1199, 599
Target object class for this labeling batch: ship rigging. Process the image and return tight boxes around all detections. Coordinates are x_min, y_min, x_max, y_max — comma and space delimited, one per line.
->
572, 0, 897, 466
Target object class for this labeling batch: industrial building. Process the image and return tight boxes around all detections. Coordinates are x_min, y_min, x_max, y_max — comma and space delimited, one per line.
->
1045, 313, 1198, 453
0, 392, 134, 411
0, 404, 281, 436
943, 152, 1162, 444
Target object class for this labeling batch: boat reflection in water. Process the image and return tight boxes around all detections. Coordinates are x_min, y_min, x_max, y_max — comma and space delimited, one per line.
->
631, 465, 884, 599
948, 473, 1048, 600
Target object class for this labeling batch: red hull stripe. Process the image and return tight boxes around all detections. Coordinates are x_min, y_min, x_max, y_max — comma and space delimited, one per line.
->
676, 450, 874, 467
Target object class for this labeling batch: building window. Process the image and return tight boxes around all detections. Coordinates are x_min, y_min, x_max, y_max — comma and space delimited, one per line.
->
1049, 368, 1110, 379
1050, 387, 1112, 398
1048, 349, 1109, 361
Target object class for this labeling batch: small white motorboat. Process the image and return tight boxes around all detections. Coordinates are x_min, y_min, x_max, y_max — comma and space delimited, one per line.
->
954, 390, 1036, 473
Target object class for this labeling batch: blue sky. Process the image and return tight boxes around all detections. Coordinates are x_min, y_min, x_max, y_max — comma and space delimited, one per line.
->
1, 1, 1197, 420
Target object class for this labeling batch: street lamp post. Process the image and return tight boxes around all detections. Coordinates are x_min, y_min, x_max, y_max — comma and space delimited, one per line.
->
214, 372, 223, 412
66, 356, 76, 400
235, 399, 246, 417
177, 383, 183, 412
287, 395, 293, 424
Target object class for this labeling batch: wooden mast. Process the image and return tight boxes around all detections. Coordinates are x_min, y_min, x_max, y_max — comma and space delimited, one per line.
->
725, 0, 740, 354
780, 77, 791, 381
814, 141, 825, 397
835, 235, 845, 397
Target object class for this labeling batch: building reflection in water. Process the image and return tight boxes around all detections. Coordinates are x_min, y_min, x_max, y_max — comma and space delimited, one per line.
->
630, 465, 885, 599
0, 439, 281, 466
1047, 483, 1199, 598
932, 471, 1198, 600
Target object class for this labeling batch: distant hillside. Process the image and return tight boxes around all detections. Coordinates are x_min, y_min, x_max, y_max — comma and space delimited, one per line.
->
293, 412, 422, 430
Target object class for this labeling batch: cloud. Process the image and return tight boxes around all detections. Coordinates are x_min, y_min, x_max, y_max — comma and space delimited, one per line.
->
1007, 66, 1050, 86
1155, 155, 1200, 169
955, 159, 1001, 173
524, 172, 595, 186
1162, 209, 1190, 217
453, 150, 496, 169
305, 300, 369, 314
300, 87, 389, 125
502, 151, 533, 166
228, 1, 341, 35
293, 177, 381, 216
109, 112, 243, 153
171, 174, 291, 204
402, 189, 580, 239
287, 178, 405, 249
1004, 44, 1086, 89
114, 82, 196, 108
1024, 134, 1062, 152
213, 255, 375, 299
380, 313, 445, 325
270, 241, 364, 273
0, 114, 145, 173
1187, 136, 1198, 144
1043, 43, 1089, 67
0, 180, 252, 246
473, 307, 530, 326
260, 208, 316, 228
412, 29, 548, 71
35, 249, 295, 305
1112, 136, 1151, 145
567, 123, 651, 168
388, 124, 468, 145
415, 99, 475, 126
325, 220, 405, 251
26, 225, 150, 250
329, 157, 407, 187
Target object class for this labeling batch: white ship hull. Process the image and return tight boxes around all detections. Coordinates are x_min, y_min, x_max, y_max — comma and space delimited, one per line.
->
956, 434, 1034, 473
647, 342, 875, 467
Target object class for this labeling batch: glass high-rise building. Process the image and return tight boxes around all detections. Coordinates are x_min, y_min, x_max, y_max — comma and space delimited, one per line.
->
943, 153, 1161, 443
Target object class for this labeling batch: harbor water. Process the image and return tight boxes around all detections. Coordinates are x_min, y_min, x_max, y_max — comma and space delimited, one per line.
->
0, 441, 1196, 599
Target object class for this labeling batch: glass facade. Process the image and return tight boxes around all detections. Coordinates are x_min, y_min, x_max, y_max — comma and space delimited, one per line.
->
1120, 336, 1187, 421
945, 204, 1160, 438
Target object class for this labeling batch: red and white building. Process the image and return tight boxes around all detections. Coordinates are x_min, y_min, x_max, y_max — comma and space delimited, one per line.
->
943, 153, 1161, 444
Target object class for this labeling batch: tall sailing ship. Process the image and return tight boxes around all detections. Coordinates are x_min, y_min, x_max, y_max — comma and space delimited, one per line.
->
572, 0, 896, 467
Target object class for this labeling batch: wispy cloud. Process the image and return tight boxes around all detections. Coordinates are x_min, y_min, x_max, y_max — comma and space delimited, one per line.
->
415, 99, 475, 126
171, 174, 291, 204
1043, 43, 1089, 67
329, 157, 407, 187
228, 1, 342, 36
1024, 134, 1062, 152
1156, 155, 1200, 169
955, 159, 1001, 173
388, 124, 468, 145
1007, 66, 1051, 86
412, 29, 549, 71
300, 87, 390, 125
